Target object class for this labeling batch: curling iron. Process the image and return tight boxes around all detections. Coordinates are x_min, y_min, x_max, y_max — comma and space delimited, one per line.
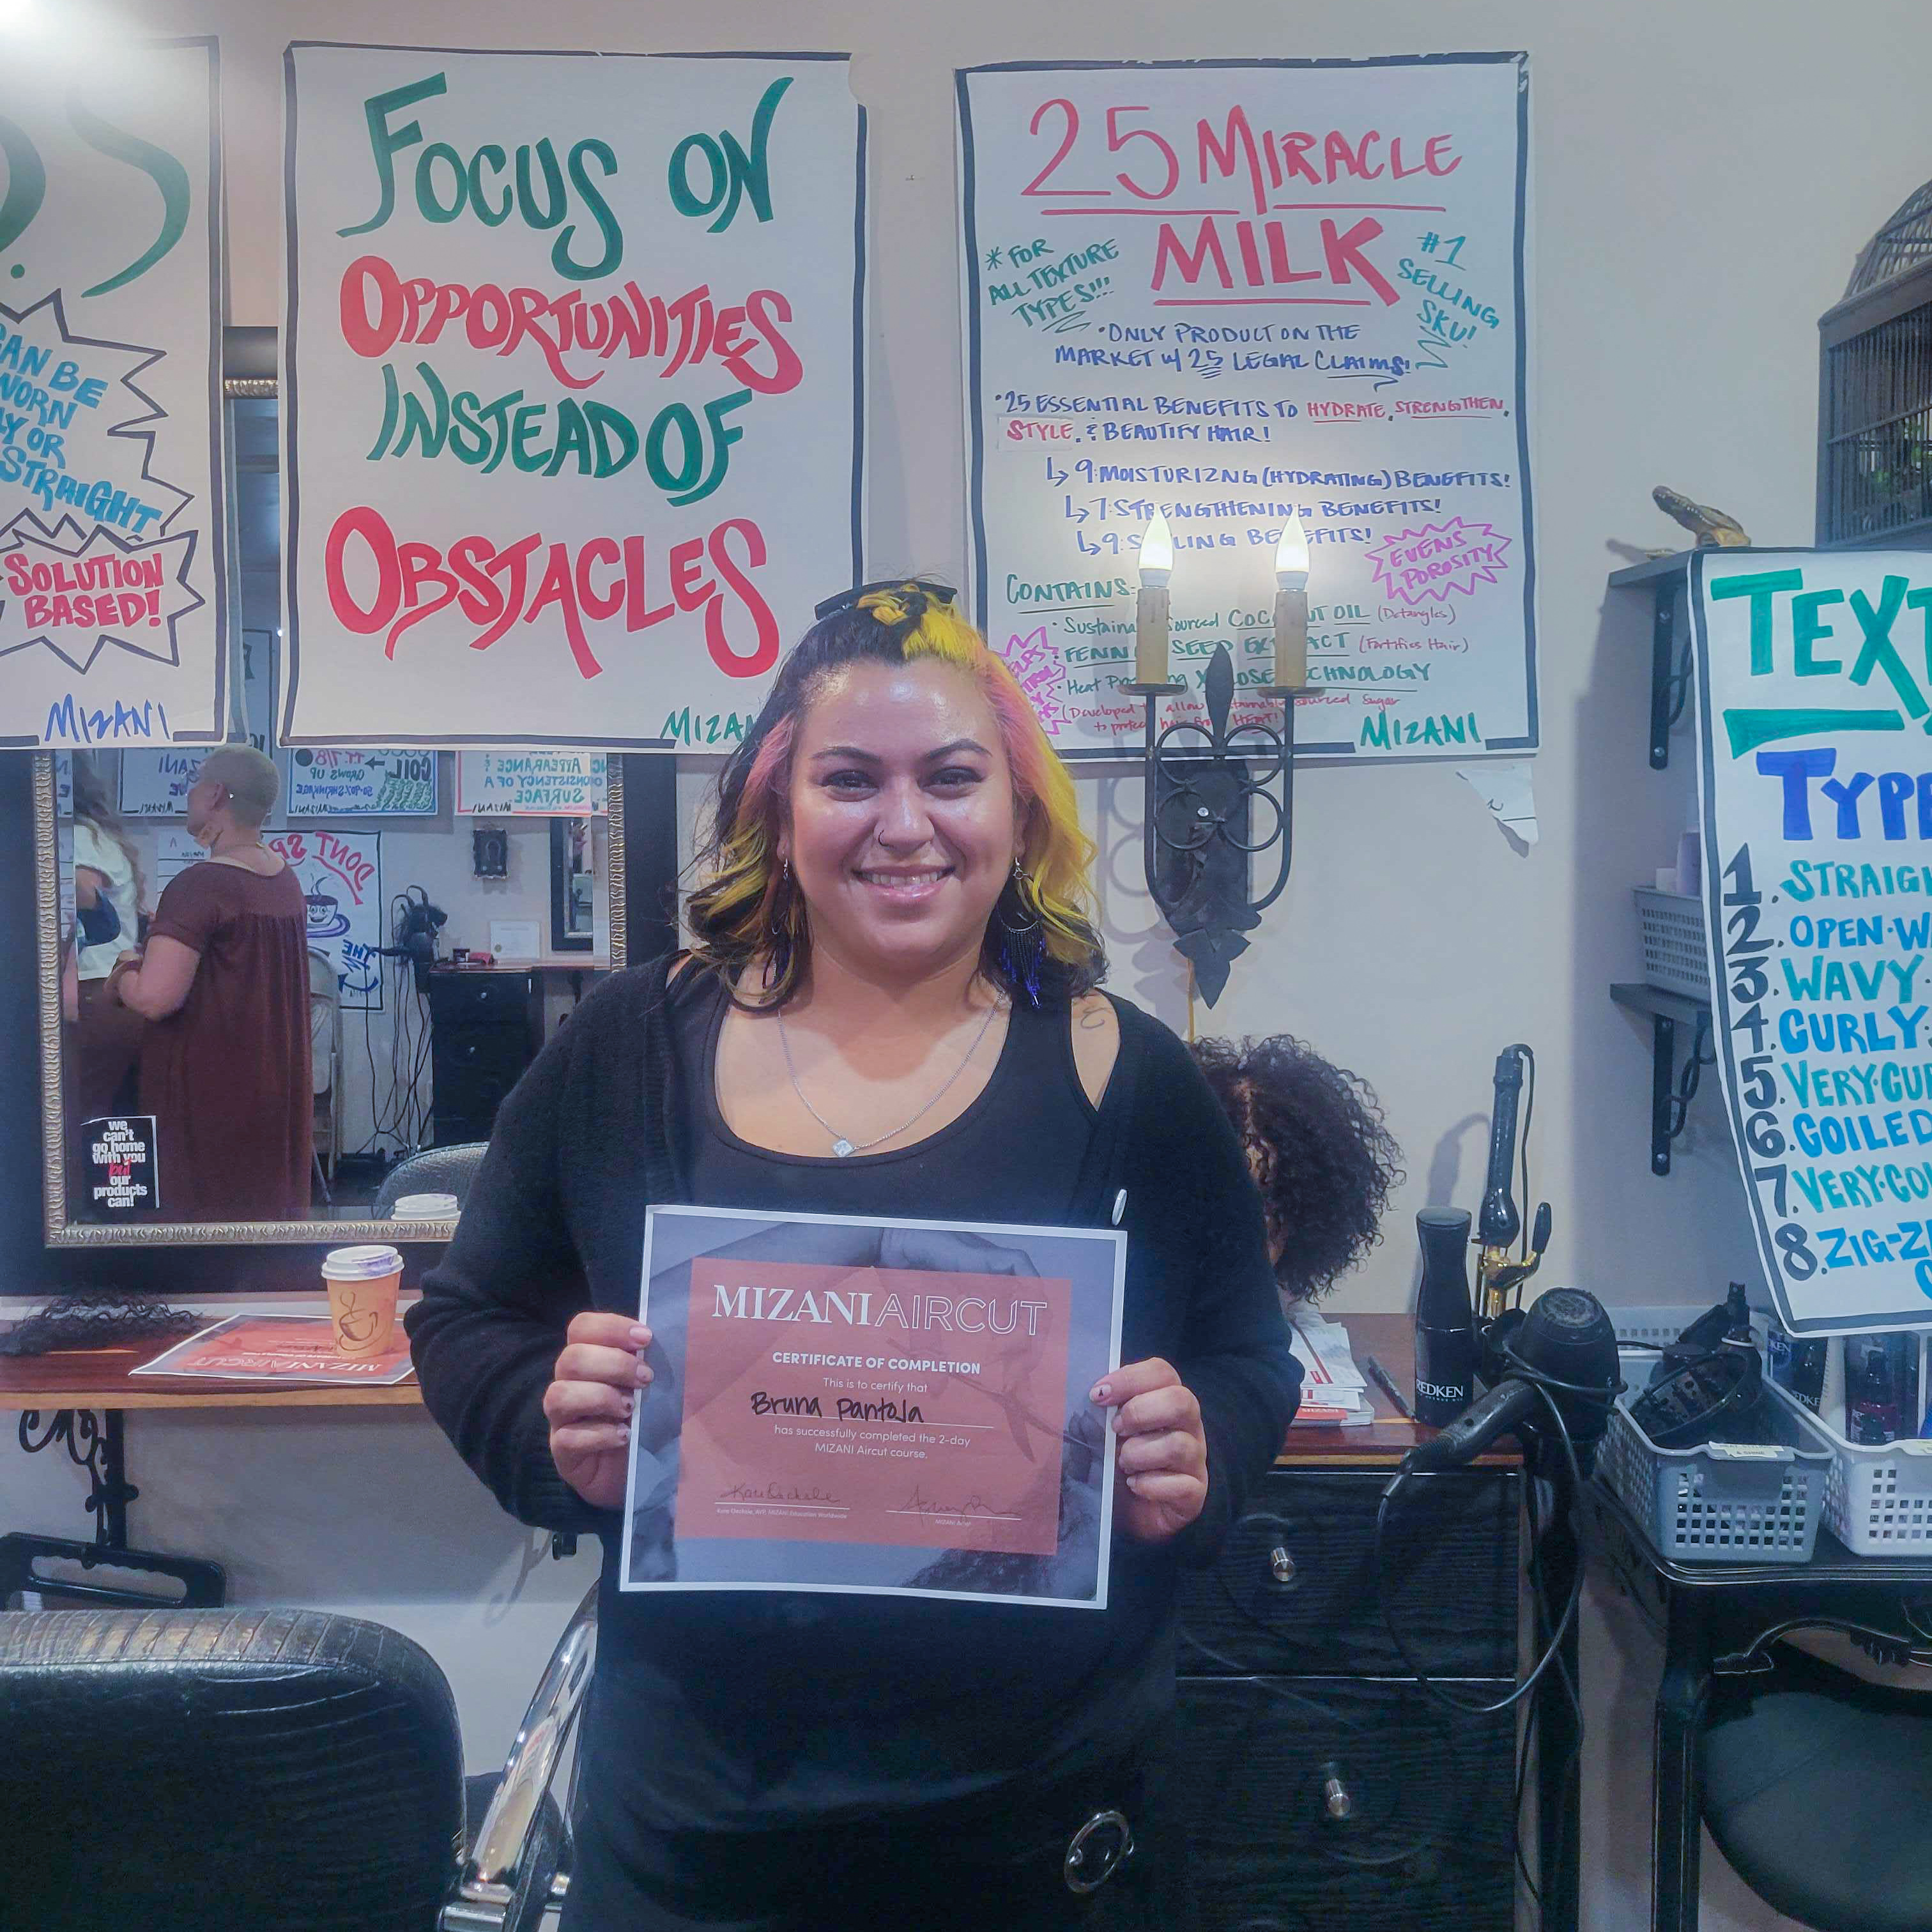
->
1476, 1044, 1551, 1325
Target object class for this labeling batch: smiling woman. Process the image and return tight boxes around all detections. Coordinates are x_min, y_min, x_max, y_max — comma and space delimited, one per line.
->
408, 580, 1303, 1930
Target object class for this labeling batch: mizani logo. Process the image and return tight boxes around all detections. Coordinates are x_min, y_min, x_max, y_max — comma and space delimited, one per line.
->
709, 1284, 1047, 1336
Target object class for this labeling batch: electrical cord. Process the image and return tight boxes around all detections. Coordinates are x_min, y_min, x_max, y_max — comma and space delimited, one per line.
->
1373, 1379, 1588, 1719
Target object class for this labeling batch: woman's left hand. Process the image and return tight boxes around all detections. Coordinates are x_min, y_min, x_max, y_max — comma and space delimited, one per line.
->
1091, 1358, 1208, 1543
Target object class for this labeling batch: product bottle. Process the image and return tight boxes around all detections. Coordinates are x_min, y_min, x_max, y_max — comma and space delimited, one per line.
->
1413, 1207, 1478, 1426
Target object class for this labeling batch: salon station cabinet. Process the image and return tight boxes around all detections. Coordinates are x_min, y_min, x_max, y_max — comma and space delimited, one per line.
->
425, 967, 545, 1148
1173, 1315, 1525, 1931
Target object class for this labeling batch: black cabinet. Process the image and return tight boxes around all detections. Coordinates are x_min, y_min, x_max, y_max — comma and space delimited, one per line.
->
427, 970, 542, 1147
1175, 1466, 1521, 1930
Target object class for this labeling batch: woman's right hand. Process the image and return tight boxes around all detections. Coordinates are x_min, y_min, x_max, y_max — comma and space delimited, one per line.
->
544, 1312, 655, 1510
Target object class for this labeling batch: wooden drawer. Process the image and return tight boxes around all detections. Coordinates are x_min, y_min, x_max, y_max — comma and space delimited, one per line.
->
427, 972, 537, 1028
1176, 1468, 1518, 1680
1177, 1674, 1515, 1931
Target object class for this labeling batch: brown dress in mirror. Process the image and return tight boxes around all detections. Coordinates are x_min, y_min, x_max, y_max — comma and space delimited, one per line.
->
137, 860, 314, 1222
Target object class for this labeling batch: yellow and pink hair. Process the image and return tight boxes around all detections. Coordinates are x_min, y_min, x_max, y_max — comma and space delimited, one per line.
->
686, 583, 1105, 1006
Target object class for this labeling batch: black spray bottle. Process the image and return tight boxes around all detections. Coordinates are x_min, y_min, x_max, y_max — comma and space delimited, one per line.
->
1414, 1207, 1478, 1425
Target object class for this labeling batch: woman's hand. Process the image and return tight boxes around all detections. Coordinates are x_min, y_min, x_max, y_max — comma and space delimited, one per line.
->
544, 1312, 656, 1511
1090, 1358, 1208, 1544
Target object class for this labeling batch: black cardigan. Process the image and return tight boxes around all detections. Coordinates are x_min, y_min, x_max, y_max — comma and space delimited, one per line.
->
408, 953, 1302, 1558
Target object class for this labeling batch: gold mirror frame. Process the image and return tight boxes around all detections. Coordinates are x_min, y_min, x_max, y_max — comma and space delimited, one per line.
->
36, 751, 628, 1246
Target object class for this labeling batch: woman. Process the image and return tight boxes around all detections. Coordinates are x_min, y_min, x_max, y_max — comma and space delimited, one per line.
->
66, 756, 148, 1120
408, 583, 1301, 1929
1192, 1034, 1402, 1305
109, 744, 312, 1222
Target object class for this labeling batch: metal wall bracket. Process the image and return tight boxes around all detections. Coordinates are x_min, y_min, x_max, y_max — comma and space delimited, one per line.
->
1612, 985, 1713, 1176
4, 1408, 225, 1608
1607, 553, 1694, 770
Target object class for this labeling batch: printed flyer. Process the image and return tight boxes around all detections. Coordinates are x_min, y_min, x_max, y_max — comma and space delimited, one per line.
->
282, 45, 866, 749
622, 1206, 1126, 1606
1693, 548, 1932, 1331
0, 38, 225, 749
132, 1312, 416, 1385
958, 55, 1533, 758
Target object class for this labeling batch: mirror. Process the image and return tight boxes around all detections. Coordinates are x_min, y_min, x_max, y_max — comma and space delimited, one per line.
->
551, 818, 595, 952
38, 395, 627, 1245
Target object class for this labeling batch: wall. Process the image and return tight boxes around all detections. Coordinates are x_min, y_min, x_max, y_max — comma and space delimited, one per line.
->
12, 1, 1932, 1923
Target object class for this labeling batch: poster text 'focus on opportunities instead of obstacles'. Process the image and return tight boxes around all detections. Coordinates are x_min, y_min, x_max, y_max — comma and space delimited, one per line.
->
283, 46, 864, 749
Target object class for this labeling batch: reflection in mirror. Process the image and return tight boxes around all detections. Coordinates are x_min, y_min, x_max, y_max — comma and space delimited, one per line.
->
551, 817, 594, 952
42, 394, 624, 1245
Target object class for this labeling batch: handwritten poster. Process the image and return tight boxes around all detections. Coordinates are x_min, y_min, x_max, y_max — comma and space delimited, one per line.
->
282, 45, 865, 750
0, 39, 224, 749
958, 56, 1533, 758
264, 826, 383, 1011
119, 745, 203, 816
286, 747, 437, 815
1693, 549, 1932, 1333
456, 749, 604, 814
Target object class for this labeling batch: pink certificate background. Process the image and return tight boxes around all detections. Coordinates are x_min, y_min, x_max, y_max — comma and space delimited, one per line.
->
674, 1261, 1071, 1556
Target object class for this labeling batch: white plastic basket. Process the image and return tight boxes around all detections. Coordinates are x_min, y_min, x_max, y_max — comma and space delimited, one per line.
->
1757, 1381, 1932, 1554
1634, 889, 1710, 1002
1599, 1306, 1832, 1563
1748, 1322, 1932, 1556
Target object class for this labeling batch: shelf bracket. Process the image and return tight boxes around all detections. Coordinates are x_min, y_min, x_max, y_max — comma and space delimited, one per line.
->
1647, 1008, 1715, 1176
1649, 579, 1693, 770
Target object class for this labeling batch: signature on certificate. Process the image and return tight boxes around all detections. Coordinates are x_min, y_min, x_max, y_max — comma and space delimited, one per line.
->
718, 1480, 841, 1505
899, 1484, 1002, 1518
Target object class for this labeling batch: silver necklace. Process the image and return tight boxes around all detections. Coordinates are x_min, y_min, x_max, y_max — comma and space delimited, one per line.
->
777, 993, 1005, 1156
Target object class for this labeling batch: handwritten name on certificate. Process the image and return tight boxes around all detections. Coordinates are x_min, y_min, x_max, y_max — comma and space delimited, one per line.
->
678, 1262, 1071, 1555
622, 1206, 1127, 1607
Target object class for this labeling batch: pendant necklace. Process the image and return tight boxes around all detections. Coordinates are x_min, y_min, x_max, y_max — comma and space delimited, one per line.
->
777, 993, 1004, 1156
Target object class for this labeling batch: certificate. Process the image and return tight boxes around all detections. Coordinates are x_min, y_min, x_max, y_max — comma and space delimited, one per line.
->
620, 1206, 1128, 1608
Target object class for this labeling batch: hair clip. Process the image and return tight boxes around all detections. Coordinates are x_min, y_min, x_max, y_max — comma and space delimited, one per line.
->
813, 578, 958, 621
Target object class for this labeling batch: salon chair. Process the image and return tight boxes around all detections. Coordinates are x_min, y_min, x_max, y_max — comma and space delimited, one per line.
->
374, 1141, 489, 1216
1699, 1639, 1932, 1932
0, 1584, 596, 1932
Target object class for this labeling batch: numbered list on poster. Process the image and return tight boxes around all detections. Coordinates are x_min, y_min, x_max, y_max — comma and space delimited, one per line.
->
1696, 549, 1932, 1330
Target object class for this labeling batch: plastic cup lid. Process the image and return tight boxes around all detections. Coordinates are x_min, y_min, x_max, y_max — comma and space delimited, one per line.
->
322, 1244, 404, 1280
390, 1193, 459, 1219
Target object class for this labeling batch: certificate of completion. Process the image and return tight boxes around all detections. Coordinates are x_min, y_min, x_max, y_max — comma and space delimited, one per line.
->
620, 1206, 1128, 1608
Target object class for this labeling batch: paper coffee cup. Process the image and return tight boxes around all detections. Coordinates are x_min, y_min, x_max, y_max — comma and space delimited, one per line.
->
390, 1192, 459, 1221
321, 1244, 404, 1358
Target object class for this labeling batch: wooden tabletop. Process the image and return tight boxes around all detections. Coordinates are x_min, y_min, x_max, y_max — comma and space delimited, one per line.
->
0, 1308, 1514, 1456
1275, 1312, 1519, 1468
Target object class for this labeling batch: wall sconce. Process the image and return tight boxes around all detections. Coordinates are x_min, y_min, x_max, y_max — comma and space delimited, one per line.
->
1124, 515, 1308, 1006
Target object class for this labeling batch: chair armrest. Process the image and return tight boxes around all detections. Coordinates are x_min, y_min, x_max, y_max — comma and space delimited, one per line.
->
443, 1582, 597, 1931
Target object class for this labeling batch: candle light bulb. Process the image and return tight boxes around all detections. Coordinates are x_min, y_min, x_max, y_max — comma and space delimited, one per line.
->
1275, 513, 1310, 588
1138, 509, 1174, 583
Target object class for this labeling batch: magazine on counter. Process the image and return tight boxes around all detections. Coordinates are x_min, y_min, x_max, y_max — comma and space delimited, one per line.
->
131, 1313, 417, 1386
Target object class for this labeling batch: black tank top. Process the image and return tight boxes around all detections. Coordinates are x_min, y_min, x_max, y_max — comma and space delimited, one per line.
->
595, 974, 1174, 1839
679, 969, 1098, 1223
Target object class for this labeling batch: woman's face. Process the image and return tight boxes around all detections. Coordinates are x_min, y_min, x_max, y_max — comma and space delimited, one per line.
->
784, 658, 1022, 985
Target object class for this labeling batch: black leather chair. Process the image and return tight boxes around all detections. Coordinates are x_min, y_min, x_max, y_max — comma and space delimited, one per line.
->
0, 1588, 594, 1932
374, 1142, 489, 1217
1699, 1640, 1932, 1932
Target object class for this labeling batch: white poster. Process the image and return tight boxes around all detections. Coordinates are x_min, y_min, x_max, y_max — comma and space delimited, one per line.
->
286, 746, 436, 815
120, 745, 204, 816
0, 39, 224, 749
456, 749, 604, 814
264, 825, 383, 1011
1693, 549, 1932, 1333
958, 56, 1533, 758
282, 44, 865, 750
